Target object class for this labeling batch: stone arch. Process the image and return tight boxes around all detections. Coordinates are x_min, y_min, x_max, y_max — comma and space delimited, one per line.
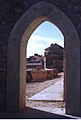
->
7, 1, 80, 115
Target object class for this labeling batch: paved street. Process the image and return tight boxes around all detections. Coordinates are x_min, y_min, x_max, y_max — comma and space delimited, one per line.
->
26, 72, 65, 115
28, 75, 63, 101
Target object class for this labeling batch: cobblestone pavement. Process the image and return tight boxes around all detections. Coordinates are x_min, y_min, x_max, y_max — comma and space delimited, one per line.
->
26, 72, 65, 114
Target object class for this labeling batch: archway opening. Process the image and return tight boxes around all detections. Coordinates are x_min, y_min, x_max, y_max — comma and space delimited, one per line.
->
26, 21, 65, 114
7, 1, 80, 116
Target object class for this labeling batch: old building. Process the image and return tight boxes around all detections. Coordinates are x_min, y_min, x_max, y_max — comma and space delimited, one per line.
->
44, 43, 64, 72
0, 0, 81, 118
26, 54, 44, 70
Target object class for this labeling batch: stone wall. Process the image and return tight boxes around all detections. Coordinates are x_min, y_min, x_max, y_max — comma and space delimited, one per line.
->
26, 69, 58, 82
0, 0, 81, 112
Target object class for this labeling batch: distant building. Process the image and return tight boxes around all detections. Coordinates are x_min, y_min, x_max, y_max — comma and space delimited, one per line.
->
26, 53, 44, 71
44, 43, 64, 72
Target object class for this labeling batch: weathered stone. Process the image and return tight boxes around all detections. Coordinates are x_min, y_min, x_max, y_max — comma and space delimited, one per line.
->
26, 69, 58, 82
0, 0, 81, 117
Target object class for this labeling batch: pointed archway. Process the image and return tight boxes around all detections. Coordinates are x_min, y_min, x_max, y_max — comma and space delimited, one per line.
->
7, 1, 80, 116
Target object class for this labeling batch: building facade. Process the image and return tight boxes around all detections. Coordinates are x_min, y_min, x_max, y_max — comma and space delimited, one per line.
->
44, 43, 64, 72
26, 54, 44, 70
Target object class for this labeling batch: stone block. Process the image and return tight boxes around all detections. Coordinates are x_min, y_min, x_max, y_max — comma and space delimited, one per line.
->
28, 69, 58, 82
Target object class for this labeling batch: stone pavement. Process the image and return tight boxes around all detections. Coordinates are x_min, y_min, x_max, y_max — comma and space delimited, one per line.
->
26, 73, 80, 118
28, 75, 63, 101
0, 72, 79, 119
26, 73, 65, 115
0, 107, 72, 119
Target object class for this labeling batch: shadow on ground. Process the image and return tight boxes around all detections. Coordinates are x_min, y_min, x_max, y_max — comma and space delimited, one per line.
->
0, 107, 72, 119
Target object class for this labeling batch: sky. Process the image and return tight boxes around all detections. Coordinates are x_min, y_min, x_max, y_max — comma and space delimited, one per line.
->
26, 21, 64, 58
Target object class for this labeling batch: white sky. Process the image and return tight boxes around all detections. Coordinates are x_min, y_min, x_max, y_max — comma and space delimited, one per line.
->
26, 21, 64, 58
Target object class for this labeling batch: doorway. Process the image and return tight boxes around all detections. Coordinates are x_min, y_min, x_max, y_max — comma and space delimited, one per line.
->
7, 1, 80, 116
26, 21, 65, 114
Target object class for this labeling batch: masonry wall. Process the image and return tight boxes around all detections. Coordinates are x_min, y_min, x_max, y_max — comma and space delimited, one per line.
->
0, 0, 81, 111
26, 69, 58, 82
